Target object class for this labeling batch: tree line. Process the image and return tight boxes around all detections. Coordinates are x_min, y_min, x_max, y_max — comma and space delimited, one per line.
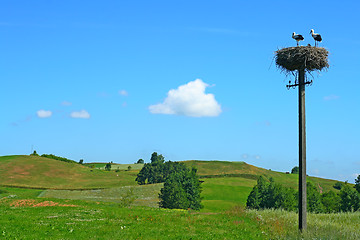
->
247, 175, 360, 213
136, 152, 203, 210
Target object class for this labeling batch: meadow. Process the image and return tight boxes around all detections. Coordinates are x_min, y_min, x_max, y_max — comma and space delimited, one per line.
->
1, 155, 359, 239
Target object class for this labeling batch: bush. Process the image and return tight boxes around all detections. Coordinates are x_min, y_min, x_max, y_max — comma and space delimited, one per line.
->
307, 182, 324, 213
136, 159, 144, 164
291, 166, 299, 174
333, 181, 344, 190
321, 191, 340, 213
340, 184, 360, 212
119, 187, 137, 207
105, 163, 111, 171
30, 150, 39, 156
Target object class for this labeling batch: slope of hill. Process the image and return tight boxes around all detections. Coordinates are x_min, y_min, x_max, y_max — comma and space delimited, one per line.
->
0, 155, 137, 189
183, 160, 338, 192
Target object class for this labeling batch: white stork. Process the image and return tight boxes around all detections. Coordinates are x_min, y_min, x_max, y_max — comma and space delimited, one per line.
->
310, 29, 322, 47
292, 32, 304, 46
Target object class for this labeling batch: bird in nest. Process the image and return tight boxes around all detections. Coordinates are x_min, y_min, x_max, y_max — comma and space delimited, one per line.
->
292, 32, 304, 46
310, 29, 322, 47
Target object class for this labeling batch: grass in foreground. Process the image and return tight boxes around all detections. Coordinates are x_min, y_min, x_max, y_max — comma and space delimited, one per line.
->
247, 209, 360, 239
1, 188, 265, 239
2, 187, 360, 240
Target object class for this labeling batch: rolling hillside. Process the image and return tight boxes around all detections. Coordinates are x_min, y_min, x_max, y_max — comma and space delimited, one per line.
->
183, 160, 339, 192
182, 160, 341, 211
0, 155, 344, 212
1, 156, 341, 192
0, 155, 137, 189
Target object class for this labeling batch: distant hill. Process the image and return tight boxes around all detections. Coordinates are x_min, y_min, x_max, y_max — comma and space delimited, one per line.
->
0, 155, 137, 189
182, 160, 339, 193
0, 156, 341, 194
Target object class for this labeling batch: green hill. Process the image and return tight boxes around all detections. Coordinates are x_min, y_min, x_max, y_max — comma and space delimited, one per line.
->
183, 160, 341, 211
0, 155, 344, 212
0, 155, 137, 189
183, 160, 338, 192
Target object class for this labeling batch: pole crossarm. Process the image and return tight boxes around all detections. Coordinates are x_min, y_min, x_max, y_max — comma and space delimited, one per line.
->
286, 80, 313, 90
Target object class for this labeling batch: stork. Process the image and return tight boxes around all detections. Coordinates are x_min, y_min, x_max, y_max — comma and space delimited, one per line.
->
292, 32, 304, 46
310, 29, 322, 47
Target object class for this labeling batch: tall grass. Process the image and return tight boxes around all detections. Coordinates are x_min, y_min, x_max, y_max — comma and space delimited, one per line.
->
246, 208, 360, 239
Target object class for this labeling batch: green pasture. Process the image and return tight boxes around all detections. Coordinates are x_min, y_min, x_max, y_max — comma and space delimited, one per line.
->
1, 187, 359, 239
201, 177, 256, 212
40, 184, 163, 208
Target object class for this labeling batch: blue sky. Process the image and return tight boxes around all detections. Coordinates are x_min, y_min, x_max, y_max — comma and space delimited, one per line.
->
1, 0, 359, 183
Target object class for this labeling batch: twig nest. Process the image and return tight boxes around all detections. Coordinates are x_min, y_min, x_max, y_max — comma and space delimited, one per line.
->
275, 46, 329, 73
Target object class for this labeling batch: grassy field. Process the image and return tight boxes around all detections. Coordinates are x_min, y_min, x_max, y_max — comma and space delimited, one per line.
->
1, 187, 359, 239
0, 155, 138, 189
0, 156, 359, 239
40, 184, 163, 208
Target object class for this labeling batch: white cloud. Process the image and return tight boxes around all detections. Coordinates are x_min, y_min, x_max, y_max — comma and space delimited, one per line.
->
70, 110, 90, 119
149, 79, 222, 117
37, 110, 52, 118
324, 95, 340, 101
119, 90, 128, 96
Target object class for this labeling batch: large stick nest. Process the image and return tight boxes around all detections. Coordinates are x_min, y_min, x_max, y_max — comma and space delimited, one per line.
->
275, 46, 329, 73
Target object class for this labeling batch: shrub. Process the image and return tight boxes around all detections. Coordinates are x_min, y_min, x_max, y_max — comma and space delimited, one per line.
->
105, 163, 111, 171
333, 181, 344, 190
291, 166, 299, 174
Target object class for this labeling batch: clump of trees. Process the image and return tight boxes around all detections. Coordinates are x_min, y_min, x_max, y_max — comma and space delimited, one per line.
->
246, 176, 297, 211
136, 159, 144, 164
105, 163, 112, 171
247, 176, 360, 213
136, 152, 203, 210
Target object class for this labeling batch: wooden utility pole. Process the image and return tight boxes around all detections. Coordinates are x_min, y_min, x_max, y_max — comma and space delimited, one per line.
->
298, 68, 307, 231
286, 69, 311, 231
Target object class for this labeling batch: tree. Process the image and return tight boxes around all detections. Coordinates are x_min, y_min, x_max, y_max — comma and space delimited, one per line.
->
321, 191, 340, 213
355, 175, 360, 193
136, 159, 144, 164
159, 166, 202, 210
79, 159, 84, 164
136, 153, 186, 185
30, 150, 39, 156
291, 166, 299, 174
150, 152, 165, 165
136, 163, 151, 184
340, 184, 360, 212
105, 163, 111, 171
127, 166, 132, 171
246, 176, 297, 211
307, 182, 324, 213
